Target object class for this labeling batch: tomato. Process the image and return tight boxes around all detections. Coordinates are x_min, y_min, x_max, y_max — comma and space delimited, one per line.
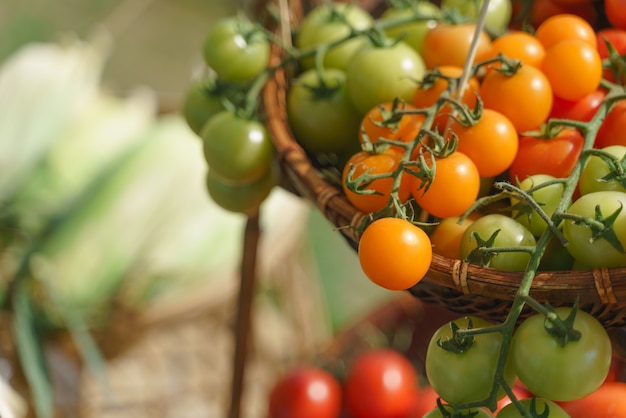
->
346, 40, 426, 115
345, 349, 419, 418
440, 0, 513, 34
480, 64, 553, 133
485, 30, 546, 68
559, 382, 626, 417
205, 166, 276, 214
541, 39, 602, 101
510, 174, 564, 237
460, 214, 537, 271
606, 0, 626, 30
423, 405, 493, 418
358, 217, 432, 290
421, 23, 492, 69
287, 68, 361, 155
182, 80, 226, 136
295, 2, 374, 71
410, 151, 481, 219
496, 398, 570, 418
452, 108, 519, 178
562, 191, 626, 268
596, 29, 626, 83
508, 128, 584, 182
530, 0, 599, 29
359, 101, 425, 154
425, 316, 516, 406
579, 145, 626, 195
595, 100, 626, 149
430, 213, 482, 260
342, 150, 411, 214
380, 2, 441, 55
512, 307, 612, 402
268, 367, 342, 418
202, 16, 270, 83
201, 111, 274, 183
534, 13, 597, 50
549, 88, 606, 123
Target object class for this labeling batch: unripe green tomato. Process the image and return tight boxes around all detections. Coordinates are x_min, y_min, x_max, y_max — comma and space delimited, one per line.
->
510, 174, 564, 237
579, 145, 626, 195
206, 164, 277, 214
182, 81, 225, 136
380, 2, 441, 55
423, 406, 492, 418
441, 0, 512, 34
496, 398, 570, 417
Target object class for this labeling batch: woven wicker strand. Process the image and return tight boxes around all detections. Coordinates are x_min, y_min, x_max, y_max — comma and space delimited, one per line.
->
261, 0, 626, 327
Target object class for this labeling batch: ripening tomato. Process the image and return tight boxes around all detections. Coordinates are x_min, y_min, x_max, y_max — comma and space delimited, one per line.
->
485, 30, 546, 68
595, 100, 626, 149
429, 213, 482, 260
358, 217, 433, 290
508, 128, 584, 182
559, 382, 626, 418
534, 13, 597, 49
452, 108, 519, 177
268, 367, 342, 418
549, 88, 606, 122
606, 0, 626, 30
342, 150, 411, 214
410, 151, 481, 219
480, 64, 553, 133
421, 23, 492, 69
541, 39, 602, 101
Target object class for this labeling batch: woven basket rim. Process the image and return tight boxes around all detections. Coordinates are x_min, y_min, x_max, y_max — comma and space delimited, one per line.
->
260, 0, 626, 312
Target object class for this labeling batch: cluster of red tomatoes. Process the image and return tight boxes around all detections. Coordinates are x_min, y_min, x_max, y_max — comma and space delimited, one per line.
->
268, 305, 625, 418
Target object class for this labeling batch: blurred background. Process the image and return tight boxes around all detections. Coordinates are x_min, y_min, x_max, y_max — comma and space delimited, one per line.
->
0, 0, 394, 417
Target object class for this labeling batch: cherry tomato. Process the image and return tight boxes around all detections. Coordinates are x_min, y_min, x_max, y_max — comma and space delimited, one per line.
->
430, 213, 482, 260
496, 398, 570, 418
205, 166, 276, 215
380, 2, 441, 55
295, 2, 374, 71
440, 0, 513, 34
595, 100, 626, 149
425, 316, 516, 405
202, 16, 270, 83
342, 150, 411, 214
358, 217, 432, 290
530, 0, 599, 28
605, 0, 626, 30
345, 349, 419, 418
452, 108, 519, 177
359, 101, 425, 154
512, 307, 612, 402
423, 406, 493, 418
549, 88, 606, 122
534, 13, 597, 50
460, 214, 537, 271
346, 40, 426, 115
485, 30, 546, 68
596, 29, 626, 60
480, 64, 553, 133
508, 128, 584, 182
563, 191, 626, 268
268, 367, 342, 418
421, 23, 492, 69
579, 145, 626, 195
510, 174, 564, 237
201, 111, 274, 183
182, 80, 225, 136
559, 382, 626, 417
287, 67, 361, 155
541, 39, 602, 101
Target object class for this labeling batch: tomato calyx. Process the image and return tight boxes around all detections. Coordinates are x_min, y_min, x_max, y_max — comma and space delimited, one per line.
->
437, 318, 477, 354
543, 305, 582, 348
464, 228, 500, 268
584, 148, 626, 189
560, 203, 626, 255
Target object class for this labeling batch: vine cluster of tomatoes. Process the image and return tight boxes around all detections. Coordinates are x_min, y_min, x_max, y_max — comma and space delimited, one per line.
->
181, 0, 626, 417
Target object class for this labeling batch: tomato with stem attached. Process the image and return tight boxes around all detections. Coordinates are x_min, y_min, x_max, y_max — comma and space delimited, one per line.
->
496, 398, 570, 418
484, 30, 546, 68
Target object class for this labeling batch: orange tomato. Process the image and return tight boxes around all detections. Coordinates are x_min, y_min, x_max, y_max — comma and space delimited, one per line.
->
359, 101, 425, 154
485, 30, 546, 68
534, 13, 598, 49
429, 213, 481, 260
421, 23, 492, 69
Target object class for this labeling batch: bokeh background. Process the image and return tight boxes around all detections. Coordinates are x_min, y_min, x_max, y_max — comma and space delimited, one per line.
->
0, 1, 395, 417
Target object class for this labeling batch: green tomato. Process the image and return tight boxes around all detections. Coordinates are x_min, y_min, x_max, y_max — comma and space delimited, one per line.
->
287, 68, 361, 155
380, 2, 441, 55
346, 40, 426, 115
460, 214, 537, 271
441, 0, 512, 34
538, 234, 575, 271
423, 405, 493, 418
201, 111, 274, 183
202, 16, 270, 83
510, 174, 564, 237
562, 191, 626, 268
511, 307, 612, 402
496, 398, 570, 418
182, 80, 225, 136
579, 145, 626, 195
206, 165, 277, 214
295, 3, 374, 71
425, 316, 516, 406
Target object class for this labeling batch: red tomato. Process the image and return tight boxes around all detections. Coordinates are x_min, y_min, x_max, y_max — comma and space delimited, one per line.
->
558, 382, 626, 417
408, 385, 440, 418
549, 88, 606, 122
508, 128, 584, 182
596, 28, 626, 83
606, 0, 626, 30
595, 100, 626, 149
530, 1, 599, 30
268, 367, 342, 418
345, 349, 419, 418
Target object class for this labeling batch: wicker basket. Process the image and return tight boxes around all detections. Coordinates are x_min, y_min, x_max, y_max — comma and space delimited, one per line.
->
260, 0, 626, 328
